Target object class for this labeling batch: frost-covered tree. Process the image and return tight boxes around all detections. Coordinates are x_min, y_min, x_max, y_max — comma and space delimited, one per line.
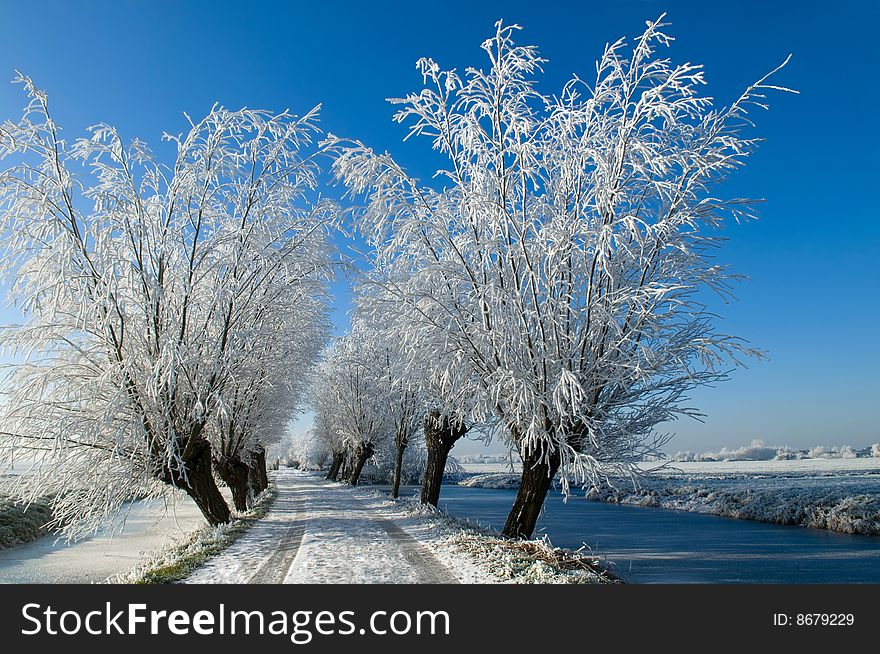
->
388, 385, 422, 498
211, 290, 330, 509
351, 296, 425, 497
334, 17, 793, 537
312, 408, 348, 480
311, 327, 392, 486
356, 281, 477, 506
279, 427, 329, 470
0, 75, 336, 536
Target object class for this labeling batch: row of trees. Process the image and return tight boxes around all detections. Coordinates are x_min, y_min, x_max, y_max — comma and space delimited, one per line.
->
309, 316, 469, 508
0, 16, 791, 542
318, 16, 791, 538
311, 322, 424, 497
0, 78, 336, 538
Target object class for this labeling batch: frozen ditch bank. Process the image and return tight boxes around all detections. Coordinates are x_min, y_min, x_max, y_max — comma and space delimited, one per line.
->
459, 459, 880, 536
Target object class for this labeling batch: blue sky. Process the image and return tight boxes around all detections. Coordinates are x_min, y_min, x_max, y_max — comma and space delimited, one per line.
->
1, 0, 878, 455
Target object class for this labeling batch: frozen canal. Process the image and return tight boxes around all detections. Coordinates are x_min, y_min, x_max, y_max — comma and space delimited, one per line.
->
396, 485, 880, 583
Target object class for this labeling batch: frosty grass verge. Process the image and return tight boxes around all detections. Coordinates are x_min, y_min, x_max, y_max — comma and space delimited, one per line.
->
461, 468, 880, 536
0, 496, 54, 549
108, 483, 278, 584
393, 495, 618, 584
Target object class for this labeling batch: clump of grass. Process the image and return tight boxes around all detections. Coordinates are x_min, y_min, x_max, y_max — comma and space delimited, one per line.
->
109, 483, 277, 584
446, 532, 620, 584
398, 496, 619, 584
0, 496, 54, 549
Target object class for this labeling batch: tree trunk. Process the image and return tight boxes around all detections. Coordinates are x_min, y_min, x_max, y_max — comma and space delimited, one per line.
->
391, 438, 407, 499
214, 455, 252, 512
255, 445, 269, 492
339, 451, 350, 480
347, 441, 374, 486
158, 437, 231, 526
501, 448, 561, 539
420, 409, 468, 506
326, 451, 344, 480
247, 445, 269, 496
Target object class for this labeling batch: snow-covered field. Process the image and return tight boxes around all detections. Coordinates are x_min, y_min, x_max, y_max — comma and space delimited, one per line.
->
461, 458, 880, 475
640, 457, 880, 475
460, 458, 880, 536
460, 462, 523, 474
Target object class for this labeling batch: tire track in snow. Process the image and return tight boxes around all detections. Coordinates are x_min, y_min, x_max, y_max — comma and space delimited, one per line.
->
281, 473, 459, 583
330, 485, 458, 583
248, 487, 305, 584
375, 518, 458, 584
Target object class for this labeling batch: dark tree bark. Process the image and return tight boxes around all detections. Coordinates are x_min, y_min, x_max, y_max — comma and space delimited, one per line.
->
326, 450, 344, 480
347, 441, 374, 486
157, 437, 231, 526
391, 436, 407, 499
420, 409, 468, 506
501, 447, 561, 539
255, 446, 269, 491
339, 450, 350, 481
214, 455, 252, 511
247, 445, 269, 496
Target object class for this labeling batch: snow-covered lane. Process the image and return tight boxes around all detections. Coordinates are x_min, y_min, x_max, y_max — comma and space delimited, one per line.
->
186, 468, 307, 584
186, 469, 459, 584
282, 478, 453, 584
0, 496, 207, 583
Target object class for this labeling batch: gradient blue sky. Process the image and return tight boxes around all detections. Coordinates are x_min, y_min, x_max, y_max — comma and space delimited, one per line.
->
1, 0, 877, 455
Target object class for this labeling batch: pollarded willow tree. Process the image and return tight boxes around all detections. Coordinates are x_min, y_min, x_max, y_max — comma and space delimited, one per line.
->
314, 409, 348, 481
310, 326, 392, 486
334, 17, 793, 538
351, 294, 425, 497
0, 75, 336, 537
355, 278, 478, 507
211, 285, 331, 510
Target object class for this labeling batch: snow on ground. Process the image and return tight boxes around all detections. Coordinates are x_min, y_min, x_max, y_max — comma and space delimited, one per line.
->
461, 462, 522, 474
186, 468, 497, 584
283, 478, 476, 583
640, 457, 880, 475
461, 457, 880, 475
0, 494, 208, 583
460, 458, 880, 536
185, 469, 611, 584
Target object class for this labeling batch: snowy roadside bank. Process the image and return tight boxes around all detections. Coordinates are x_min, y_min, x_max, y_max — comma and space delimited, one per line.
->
458, 461, 880, 536
109, 483, 277, 584
584, 477, 880, 536
365, 489, 618, 584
